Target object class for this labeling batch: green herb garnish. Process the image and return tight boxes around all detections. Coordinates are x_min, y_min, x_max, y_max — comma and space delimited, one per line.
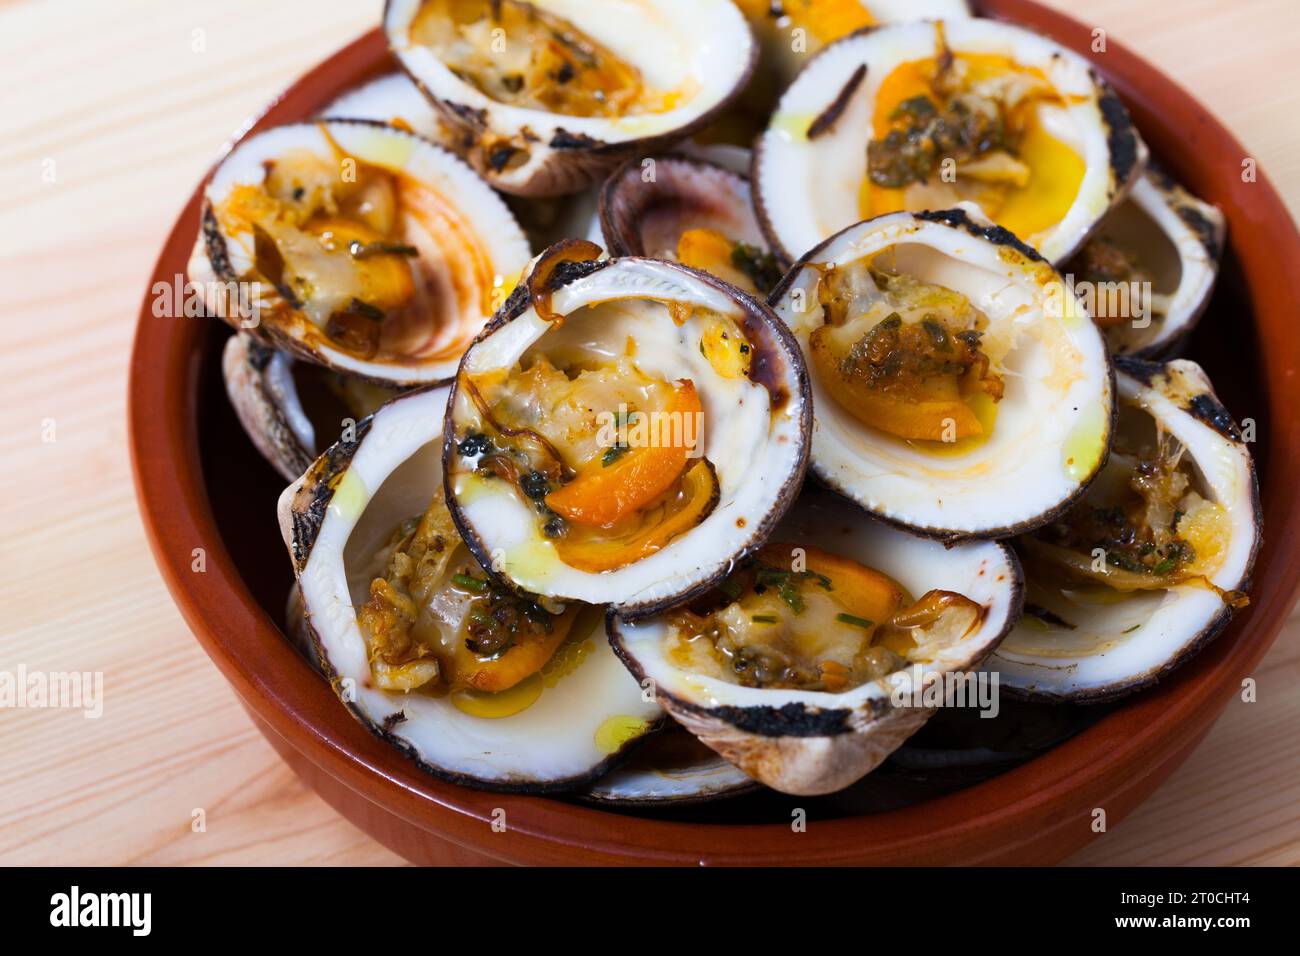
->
778, 583, 805, 614
730, 241, 783, 292
451, 573, 488, 593
835, 613, 875, 630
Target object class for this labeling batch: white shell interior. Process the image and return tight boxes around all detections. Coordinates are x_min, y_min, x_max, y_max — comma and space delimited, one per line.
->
449, 258, 808, 607
987, 362, 1258, 698
289, 386, 661, 786
755, 18, 1130, 264
321, 72, 450, 146
772, 210, 1113, 537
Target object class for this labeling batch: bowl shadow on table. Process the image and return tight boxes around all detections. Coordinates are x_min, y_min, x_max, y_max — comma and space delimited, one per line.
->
194, 230, 1267, 826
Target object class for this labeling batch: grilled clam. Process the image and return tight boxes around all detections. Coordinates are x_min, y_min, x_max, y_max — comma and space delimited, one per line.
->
609, 485, 1021, 795
192, 120, 530, 386
443, 241, 811, 615
769, 207, 1114, 540
754, 18, 1145, 265
988, 358, 1260, 701
279, 384, 663, 789
384, 0, 757, 196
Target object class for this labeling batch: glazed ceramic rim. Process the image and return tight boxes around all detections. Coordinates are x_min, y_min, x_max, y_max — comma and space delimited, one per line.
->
129, 5, 1300, 865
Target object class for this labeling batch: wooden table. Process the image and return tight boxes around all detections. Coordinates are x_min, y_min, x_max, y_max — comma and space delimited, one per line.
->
1, 0, 1297, 866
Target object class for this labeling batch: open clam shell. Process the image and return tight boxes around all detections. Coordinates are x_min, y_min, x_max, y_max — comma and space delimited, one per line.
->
583, 725, 757, 804
598, 151, 779, 295
986, 358, 1261, 702
443, 244, 811, 617
608, 486, 1023, 796
383, 0, 757, 196
278, 384, 663, 790
753, 17, 1146, 266
1065, 168, 1226, 356
222, 334, 401, 481
769, 207, 1115, 540
193, 119, 531, 386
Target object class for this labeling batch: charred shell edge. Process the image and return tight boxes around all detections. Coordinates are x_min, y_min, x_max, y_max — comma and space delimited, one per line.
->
280, 386, 665, 793
221, 334, 315, 482
606, 540, 1024, 738
1093, 73, 1145, 200
597, 152, 752, 258
1147, 166, 1228, 263
767, 207, 1119, 543
385, 0, 760, 197
1002, 356, 1263, 704
441, 251, 813, 619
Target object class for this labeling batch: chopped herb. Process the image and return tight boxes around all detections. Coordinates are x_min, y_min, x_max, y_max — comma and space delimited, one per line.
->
451, 573, 488, 593
1122, 624, 1141, 634
601, 444, 629, 466
921, 316, 951, 351
520, 470, 551, 500
751, 561, 830, 614
778, 583, 804, 614
730, 241, 783, 292
835, 612, 875, 630
890, 94, 937, 121
868, 92, 1010, 189
458, 432, 491, 457
751, 614, 778, 624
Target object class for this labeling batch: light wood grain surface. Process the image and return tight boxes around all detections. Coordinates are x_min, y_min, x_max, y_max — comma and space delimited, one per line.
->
1, 0, 1297, 867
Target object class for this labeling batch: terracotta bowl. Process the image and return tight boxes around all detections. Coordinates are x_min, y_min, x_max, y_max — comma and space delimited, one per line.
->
129, 0, 1300, 864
